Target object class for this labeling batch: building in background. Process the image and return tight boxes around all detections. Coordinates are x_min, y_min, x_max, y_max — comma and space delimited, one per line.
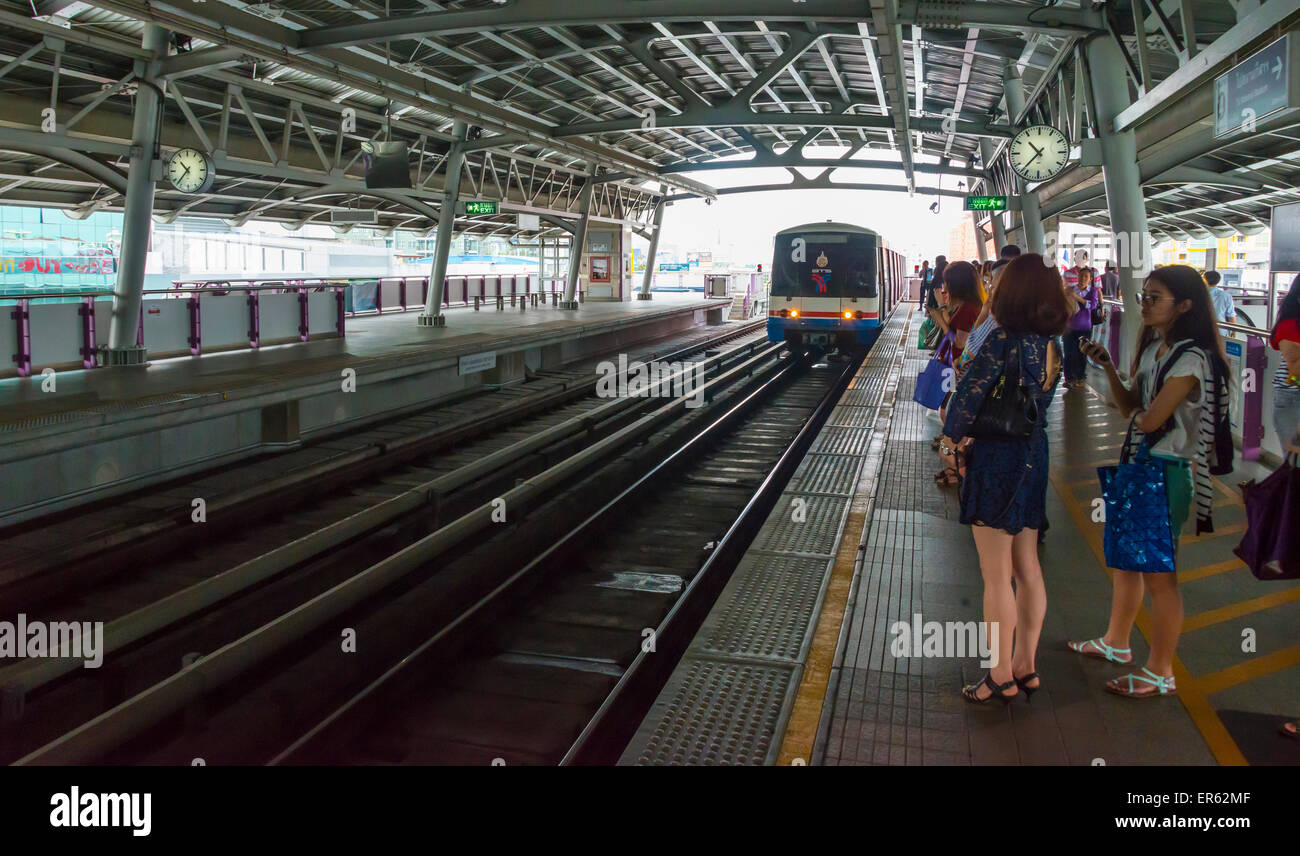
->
947, 220, 978, 261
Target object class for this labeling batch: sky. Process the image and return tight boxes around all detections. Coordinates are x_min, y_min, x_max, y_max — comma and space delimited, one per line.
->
647, 146, 978, 269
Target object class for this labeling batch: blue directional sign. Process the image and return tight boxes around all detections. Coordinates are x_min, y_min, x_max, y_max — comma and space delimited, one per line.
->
1215, 34, 1297, 138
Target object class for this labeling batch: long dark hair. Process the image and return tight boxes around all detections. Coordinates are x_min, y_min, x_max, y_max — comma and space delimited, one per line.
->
1134, 264, 1229, 383
931, 256, 948, 286
1277, 272, 1300, 330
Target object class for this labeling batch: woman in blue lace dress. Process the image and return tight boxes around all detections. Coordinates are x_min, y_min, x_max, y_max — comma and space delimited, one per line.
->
938, 255, 1069, 703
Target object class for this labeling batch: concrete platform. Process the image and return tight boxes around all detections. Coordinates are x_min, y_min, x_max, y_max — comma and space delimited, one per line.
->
627, 305, 1300, 766
0, 294, 730, 526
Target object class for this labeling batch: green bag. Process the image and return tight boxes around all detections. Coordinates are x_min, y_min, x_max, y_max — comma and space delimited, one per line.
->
917, 317, 935, 349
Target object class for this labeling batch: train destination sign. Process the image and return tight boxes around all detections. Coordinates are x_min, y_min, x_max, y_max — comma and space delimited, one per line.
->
462, 200, 499, 215
1215, 34, 1297, 138
964, 195, 1008, 211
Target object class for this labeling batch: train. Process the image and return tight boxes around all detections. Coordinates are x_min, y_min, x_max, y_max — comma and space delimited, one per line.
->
766, 221, 905, 350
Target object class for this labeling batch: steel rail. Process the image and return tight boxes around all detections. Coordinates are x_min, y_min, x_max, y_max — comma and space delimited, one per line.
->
16, 340, 789, 764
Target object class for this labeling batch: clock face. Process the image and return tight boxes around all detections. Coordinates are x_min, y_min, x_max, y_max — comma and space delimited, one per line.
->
1008, 124, 1070, 183
166, 148, 214, 194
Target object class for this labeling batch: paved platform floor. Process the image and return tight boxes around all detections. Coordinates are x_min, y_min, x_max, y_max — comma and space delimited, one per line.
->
0, 293, 727, 426
812, 315, 1300, 765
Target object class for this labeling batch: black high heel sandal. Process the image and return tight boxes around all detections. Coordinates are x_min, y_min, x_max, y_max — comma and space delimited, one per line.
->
962, 673, 1018, 705
1014, 672, 1041, 699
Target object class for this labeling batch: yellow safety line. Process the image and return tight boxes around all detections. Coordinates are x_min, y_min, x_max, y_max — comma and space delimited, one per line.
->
1049, 468, 1249, 766
1182, 587, 1300, 633
1191, 643, 1300, 696
1179, 522, 1247, 546
1179, 558, 1248, 583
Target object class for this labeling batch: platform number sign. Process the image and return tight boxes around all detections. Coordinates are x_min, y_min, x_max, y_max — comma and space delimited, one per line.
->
1008, 125, 1069, 183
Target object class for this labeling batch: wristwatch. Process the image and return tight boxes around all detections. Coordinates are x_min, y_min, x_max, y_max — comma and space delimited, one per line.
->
940, 441, 953, 456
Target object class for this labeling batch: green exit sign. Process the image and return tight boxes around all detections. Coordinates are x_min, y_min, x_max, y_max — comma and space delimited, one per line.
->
462, 200, 498, 215
964, 195, 1008, 211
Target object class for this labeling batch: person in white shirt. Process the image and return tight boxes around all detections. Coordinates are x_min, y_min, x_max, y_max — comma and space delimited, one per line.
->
1204, 271, 1236, 324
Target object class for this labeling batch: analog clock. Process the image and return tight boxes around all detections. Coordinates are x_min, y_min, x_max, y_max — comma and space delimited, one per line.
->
166, 147, 216, 194
1008, 124, 1070, 183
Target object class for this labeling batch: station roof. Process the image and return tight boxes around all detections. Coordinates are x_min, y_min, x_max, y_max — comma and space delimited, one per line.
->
0, 1, 1296, 242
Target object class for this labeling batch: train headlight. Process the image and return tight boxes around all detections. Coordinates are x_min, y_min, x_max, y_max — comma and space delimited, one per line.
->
842, 310, 853, 320
789, 309, 799, 319
779, 308, 789, 318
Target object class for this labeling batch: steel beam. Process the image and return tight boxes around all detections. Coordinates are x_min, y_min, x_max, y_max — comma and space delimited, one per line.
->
638, 187, 668, 300
555, 109, 1009, 138
562, 163, 596, 310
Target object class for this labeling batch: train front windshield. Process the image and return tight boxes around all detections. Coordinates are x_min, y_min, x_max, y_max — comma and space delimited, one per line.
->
770, 232, 878, 298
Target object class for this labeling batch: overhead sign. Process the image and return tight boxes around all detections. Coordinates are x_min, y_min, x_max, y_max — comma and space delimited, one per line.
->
964, 195, 1008, 211
462, 200, 498, 215
516, 213, 540, 230
1270, 199, 1300, 273
1214, 33, 1297, 138
331, 210, 378, 224
458, 351, 496, 376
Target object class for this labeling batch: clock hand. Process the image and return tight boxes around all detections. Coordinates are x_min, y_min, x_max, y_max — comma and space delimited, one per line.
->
1024, 149, 1042, 167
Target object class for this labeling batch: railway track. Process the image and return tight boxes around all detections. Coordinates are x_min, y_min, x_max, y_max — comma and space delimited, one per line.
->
0, 321, 765, 761
8, 332, 861, 766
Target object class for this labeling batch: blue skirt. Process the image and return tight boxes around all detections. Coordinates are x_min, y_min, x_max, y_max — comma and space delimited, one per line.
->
959, 428, 1050, 535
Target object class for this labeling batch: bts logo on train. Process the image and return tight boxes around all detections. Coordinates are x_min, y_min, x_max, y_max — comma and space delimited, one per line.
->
768, 222, 904, 351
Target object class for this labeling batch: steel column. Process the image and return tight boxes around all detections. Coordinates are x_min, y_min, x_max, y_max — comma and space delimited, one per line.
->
1002, 61, 1046, 256
973, 213, 988, 262
978, 138, 1009, 252
1086, 34, 1151, 365
637, 187, 667, 301
419, 120, 467, 328
106, 24, 168, 364
561, 163, 595, 310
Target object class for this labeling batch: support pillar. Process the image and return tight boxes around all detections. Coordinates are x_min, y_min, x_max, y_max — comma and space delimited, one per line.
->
106, 24, 169, 365
978, 138, 1009, 253
561, 162, 595, 310
973, 213, 988, 262
419, 120, 467, 328
1002, 61, 1046, 257
1086, 34, 1151, 365
637, 186, 667, 301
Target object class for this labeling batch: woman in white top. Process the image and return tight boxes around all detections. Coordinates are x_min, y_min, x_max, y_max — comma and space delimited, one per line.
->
1068, 265, 1233, 698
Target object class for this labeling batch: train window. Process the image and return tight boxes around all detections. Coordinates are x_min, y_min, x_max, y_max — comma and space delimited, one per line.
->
770, 231, 877, 297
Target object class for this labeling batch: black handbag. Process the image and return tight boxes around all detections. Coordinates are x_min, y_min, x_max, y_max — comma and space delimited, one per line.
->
972, 337, 1038, 440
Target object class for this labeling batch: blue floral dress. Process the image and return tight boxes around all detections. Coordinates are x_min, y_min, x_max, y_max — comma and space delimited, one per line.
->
942, 328, 1060, 534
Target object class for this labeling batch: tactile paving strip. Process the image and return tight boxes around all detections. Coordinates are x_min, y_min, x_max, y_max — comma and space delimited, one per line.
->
787, 452, 861, 497
809, 425, 871, 456
693, 553, 834, 662
624, 657, 797, 766
826, 406, 874, 428
752, 493, 847, 556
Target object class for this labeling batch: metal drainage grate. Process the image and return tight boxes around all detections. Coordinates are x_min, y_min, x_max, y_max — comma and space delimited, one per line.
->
694, 553, 834, 662
788, 453, 861, 497
625, 657, 796, 766
753, 493, 846, 556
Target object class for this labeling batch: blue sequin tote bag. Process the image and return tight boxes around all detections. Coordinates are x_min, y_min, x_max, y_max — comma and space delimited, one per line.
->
1098, 438, 1176, 574
912, 330, 953, 411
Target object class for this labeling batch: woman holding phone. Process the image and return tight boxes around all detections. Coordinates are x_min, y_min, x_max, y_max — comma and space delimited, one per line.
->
1068, 265, 1233, 698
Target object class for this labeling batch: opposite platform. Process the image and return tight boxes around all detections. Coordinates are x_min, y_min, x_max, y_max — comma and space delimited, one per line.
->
0, 293, 730, 525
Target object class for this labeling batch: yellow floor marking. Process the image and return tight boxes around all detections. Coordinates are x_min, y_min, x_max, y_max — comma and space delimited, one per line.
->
1191, 643, 1300, 696
1050, 468, 1249, 766
1178, 558, 1248, 583
1179, 522, 1246, 546
1182, 587, 1300, 633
